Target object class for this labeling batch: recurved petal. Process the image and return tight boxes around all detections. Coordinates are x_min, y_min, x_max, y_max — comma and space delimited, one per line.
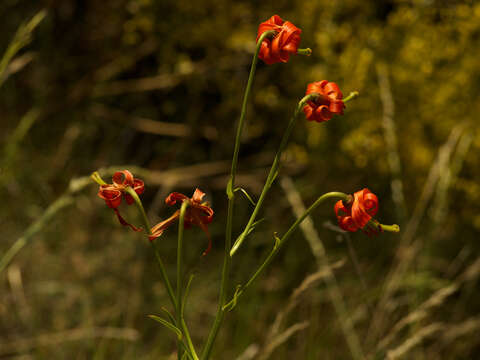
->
334, 200, 350, 217
281, 21, 301, 47
362, 189, 379, 216
338, 215, 359, 232
112, 170, 134, 187
196, 204, 214, 224
257, 15, 283, 40
329, 99, 345, 114
149, 211, 180, 241
191, 188, 206, 203
98, 185, 122, 209
125, 178, 145, 205
352, 189, 374, 228
303, 104, 315, 121
324, 82, 343, 99
165, 192, 189, 206
314, 105, 332, 122
113, 208, 143, 232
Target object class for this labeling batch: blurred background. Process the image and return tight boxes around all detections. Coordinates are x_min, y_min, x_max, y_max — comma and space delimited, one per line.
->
1, 0, 480, 359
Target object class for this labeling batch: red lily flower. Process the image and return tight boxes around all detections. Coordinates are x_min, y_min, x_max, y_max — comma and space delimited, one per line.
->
303, 80, 345, 122
149, 188, 214, 255
334, 188, 383, 236
257, 15, 302, 65
97, 170, 144, 232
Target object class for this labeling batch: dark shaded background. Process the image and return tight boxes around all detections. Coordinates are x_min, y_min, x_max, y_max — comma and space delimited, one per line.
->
1, 0, 480, 359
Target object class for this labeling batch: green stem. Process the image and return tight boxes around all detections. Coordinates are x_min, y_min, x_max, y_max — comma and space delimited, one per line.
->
343, 91, 359, 103
230, 93, 320, 256
177, 201, 188, 360
200, 29, 276, 360
224, 192, 349, 309
151, 241, 177, 310
124, 187, 178, 330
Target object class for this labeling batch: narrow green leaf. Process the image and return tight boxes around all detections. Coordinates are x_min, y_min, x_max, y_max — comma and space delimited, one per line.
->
160, 307, 177, 326
246, 218, 265, 236
234, 187, 257, 206
148, 315, 182, 340
181, 274, 195, 318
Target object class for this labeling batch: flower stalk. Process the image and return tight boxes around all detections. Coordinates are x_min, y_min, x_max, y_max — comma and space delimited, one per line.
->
230, 93, 319, 256
225, 192, 350, 309
200, 28, 276, 360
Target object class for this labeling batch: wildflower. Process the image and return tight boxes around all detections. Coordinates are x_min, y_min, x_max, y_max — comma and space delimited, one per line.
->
97, 170, 144, 232
149, 189, 214, 255
303, 80, 345, 122
334, 188, 383, 236
257, 15, 302, 65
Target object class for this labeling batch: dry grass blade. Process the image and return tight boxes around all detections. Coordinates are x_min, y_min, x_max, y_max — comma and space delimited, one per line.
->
386, 323, 444, 360
0, 327, 139, 355
257, 321, 310, 360
268, 260, 345, 338
367, 122, 466, 342
91, 104, 218, 140
92, 62, 206, 97
0, 10, 46, 86
377, 256, 480, 351
280, 176, 365, 360
376, 63, 407, 223
245, 262, 344, 360
431, 130, 474, 226
235, 344, 260, 360
441, 315, 480, 344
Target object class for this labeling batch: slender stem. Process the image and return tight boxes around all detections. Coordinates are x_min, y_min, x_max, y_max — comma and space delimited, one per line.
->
200, 30, 276, 360
182, 318, 199, 360
343, 91, 359, 103
229, 29, 276, 185
176, 201, 188, 360
230, 93, 319, 256
151, 241, 177, 310
224, 192, 349, 309
124, 188, 178, 325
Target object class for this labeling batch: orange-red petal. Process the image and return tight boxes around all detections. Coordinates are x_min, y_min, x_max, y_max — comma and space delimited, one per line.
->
113, 208, 143, 232
149, 211, 180, 241
124, 178, 145, 205
257, 15, 301, 65
112, 170, 134, 188
165, 192, 189, 206
351, 188, 379, 229
304, 80, 345, 122
98, 185, 122, 209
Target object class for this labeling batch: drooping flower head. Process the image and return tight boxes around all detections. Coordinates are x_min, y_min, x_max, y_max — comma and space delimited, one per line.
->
97, 170, 144, 232
257, 15, 302, 65
149, 188, 214, 255
303, 80, 345, 123
334, 188, 382, 236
